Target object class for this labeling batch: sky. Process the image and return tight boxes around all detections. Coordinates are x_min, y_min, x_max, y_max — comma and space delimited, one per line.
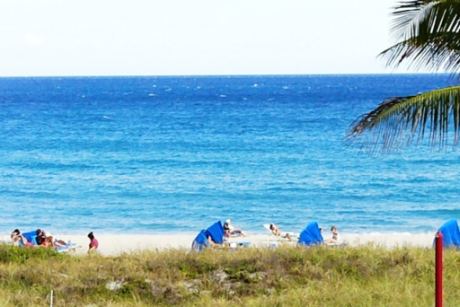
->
0, 0, 419, 76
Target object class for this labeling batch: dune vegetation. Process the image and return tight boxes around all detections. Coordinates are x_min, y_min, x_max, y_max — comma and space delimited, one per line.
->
0, 244, 458, 306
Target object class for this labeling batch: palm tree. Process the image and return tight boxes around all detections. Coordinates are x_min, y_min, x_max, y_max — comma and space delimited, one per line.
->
349, 0, 460, 150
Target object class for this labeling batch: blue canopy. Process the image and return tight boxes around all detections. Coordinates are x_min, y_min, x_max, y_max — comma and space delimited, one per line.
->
191, 230, 209, 252
191, 221, 225, 251
205, 221, 224, 244
22, 231, 38, 245
437, 219, 460, 248
298, 222, 324, 246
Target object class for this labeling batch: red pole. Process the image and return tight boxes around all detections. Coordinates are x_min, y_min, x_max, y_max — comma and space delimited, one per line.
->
435, 232, 443, 307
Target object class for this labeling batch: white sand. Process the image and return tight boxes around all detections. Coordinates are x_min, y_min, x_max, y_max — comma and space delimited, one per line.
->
57, 231, 435, 255
1, 232, 436, 255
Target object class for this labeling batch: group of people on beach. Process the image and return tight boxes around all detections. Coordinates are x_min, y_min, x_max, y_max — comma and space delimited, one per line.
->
206, 219, 340, 246
10, 229, 99, 253
268, 223, 340, 244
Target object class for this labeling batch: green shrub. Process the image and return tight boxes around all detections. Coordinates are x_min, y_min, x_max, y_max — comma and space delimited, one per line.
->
0, 244, 458, 306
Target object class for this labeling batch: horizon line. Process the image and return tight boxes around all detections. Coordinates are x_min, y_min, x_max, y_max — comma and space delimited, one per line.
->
0, 72, 451, 78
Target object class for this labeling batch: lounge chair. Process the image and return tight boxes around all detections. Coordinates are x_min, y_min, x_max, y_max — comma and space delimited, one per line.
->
436, 219, 460, 248
263, 224, 298, 241
298, 222, 324, 246
55, 241, 80, 253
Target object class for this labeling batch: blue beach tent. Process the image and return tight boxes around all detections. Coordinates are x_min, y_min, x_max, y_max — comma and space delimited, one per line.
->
191, 221, 225, 251
298, 222, 324, 246
437, 219, 460, 248
191, 230, 209, 252
22, 231, 38, 245
205, 221, 225, 244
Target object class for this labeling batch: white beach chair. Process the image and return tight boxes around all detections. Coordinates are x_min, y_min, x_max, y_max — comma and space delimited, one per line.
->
263, 224, 298, 242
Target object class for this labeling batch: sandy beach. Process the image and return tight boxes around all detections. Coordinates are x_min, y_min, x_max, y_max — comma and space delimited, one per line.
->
0, 231, 436, 255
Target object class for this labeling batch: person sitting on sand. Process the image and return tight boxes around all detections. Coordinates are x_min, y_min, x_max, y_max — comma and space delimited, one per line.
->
269, 224, 292, 241
35, 229, 66, 248
326, 225, 339, 244
10, 229, 30, 247
88, 232, 98, 253
223, 219, 245, 237
35, 229, 48, 247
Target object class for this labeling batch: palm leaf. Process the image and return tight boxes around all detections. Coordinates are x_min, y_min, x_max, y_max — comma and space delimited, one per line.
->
381, 32, 460, 71
383, 0, 460, 72
392, 1, 460, 39
348, 86, 460, 150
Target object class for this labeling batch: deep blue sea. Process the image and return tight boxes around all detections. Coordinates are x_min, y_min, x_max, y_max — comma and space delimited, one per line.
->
1, 75, 459, 234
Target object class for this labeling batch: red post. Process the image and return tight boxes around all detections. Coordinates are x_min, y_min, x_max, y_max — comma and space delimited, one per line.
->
435, 232, 443, 307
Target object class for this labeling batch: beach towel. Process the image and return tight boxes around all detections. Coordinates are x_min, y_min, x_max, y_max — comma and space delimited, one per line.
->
437, 219, 460, 248
55, 241, 80, 253
298, 222, 324, 246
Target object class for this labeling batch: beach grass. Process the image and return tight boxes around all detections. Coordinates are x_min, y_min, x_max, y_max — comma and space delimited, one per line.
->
0, 244, 458, 306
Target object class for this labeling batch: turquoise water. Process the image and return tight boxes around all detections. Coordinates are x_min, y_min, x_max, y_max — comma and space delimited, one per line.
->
0, 75, 459, 234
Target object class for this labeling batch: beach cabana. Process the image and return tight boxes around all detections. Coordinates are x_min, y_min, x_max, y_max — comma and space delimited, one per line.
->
437, 219, 460, 248
298, 221, 324, 246
191, 221, 225, 251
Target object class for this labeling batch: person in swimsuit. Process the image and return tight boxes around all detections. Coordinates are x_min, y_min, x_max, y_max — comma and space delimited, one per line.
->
269, 224, 292, 241
223, 219, 245, 237
10, 229, 29, 247
326, 225, 339, 244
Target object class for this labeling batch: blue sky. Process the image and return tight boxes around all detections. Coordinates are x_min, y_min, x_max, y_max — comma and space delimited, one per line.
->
0, 0, 417, 76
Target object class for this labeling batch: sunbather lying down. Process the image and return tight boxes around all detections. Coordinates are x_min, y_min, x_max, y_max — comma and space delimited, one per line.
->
223, 219, 246, 238
11, 229, 79, 252
264, 224, 293, 241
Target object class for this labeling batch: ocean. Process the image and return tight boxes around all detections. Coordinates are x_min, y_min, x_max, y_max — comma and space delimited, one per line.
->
0, 75, 459, 235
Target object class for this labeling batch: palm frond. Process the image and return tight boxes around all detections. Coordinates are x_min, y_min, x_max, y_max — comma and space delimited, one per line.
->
385, 0, 460, 71
392, 1, 460, 39
381, 32, 460, 72
348, 86, 460, 150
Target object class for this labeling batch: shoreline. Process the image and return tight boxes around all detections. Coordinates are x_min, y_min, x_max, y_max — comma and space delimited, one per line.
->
3, 231, 437, 255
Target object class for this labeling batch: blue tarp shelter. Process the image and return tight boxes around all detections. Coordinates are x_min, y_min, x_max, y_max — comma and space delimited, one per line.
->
437, 219, 460, 248
298, 221, 324, 246
191, 230, 209, 252
22, 231, 38, 245
191, 221, 225, 251
205, 221, 224, 244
